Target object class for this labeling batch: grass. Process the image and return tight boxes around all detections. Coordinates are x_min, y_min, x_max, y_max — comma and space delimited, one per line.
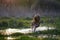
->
19, 35, 40, 40
0, 17, 60, 40
0, 17, 32, 29
0, 16, 60, 29
0, 31, 60, 40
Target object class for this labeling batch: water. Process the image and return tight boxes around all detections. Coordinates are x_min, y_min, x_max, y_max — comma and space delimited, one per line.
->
5, 37, 16, 40
0, 26, 56, 40
0, 26, 55, 35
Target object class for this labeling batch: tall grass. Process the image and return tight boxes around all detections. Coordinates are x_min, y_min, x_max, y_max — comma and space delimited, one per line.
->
0, 17, 60, 29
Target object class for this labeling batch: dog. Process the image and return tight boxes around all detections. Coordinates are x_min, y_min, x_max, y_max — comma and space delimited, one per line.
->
31, 14, 40, 32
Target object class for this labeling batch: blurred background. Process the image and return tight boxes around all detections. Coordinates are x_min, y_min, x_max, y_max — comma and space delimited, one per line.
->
0, 0, 60, 40
0, 0, 60, 17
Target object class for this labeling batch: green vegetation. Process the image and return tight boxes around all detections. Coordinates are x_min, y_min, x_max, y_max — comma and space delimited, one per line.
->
0, 16, 60, 29
40, 17, 60, 29
0, 17, 32, 29
0, 17, 60, 40
18, 35, 40, 40
0, 34, 59, 40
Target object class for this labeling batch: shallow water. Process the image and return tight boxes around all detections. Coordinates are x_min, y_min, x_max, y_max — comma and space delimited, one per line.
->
0, 26, 55, 35
5, 37, 16, 40
0, 26, 57, 40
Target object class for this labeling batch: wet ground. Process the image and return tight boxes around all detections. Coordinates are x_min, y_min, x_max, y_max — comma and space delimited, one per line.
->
0, 26, 60, 40
0, 26, 55, 35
